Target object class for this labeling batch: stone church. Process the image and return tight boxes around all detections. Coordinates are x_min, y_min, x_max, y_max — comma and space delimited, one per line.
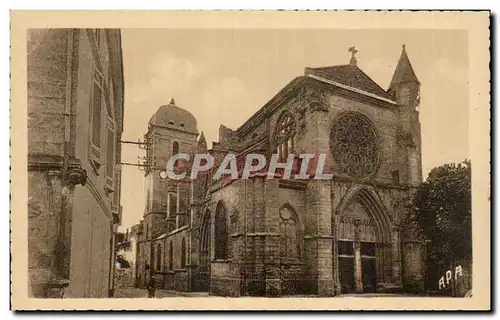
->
134, 45, 425, 296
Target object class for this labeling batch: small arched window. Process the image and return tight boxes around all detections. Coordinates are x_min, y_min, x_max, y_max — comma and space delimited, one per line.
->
172, 141, 179, 155
169, 241, 173, 270
181, 237, 187, 269
275, 111, 295, 161
214, 201, 228, 260
156, 243, 162, 271
279, 205, 299, 261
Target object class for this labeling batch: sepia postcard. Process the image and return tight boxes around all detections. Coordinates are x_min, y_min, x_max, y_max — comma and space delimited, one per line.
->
10, 10, 490, 311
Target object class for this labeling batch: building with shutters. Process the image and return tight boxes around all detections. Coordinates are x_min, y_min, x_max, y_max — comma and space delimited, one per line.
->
133, 45, 425, 296
27, 29, 124, 298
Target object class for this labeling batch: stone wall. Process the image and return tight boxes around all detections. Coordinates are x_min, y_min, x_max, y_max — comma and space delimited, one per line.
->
28, 29, 121, 298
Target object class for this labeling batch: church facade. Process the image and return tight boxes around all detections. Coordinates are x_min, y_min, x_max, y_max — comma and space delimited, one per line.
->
134, 46, 425, 296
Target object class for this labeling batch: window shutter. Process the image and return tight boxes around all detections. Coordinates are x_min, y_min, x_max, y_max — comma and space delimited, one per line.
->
91, 81, 102, 160
112, 169, 120, 212
106, 128, 114, 178
105, 127, 115, 193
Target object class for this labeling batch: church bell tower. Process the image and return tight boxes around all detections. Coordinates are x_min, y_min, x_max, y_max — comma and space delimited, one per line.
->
388, 45, 422, 186
143, 98, 199, 239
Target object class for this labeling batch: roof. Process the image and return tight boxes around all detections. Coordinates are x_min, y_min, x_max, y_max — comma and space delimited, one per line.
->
388, 45, 420, 91
149, 98, 198, 133
305, 64, 393, 100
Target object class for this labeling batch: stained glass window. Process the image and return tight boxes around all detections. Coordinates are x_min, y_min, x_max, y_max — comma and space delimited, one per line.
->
181, 237, 187, 269
214, 201, 228, 260
330, 112, 379, 178
169, 241, 173, 270
156, 244, 162, 271
275, 111, 295, 161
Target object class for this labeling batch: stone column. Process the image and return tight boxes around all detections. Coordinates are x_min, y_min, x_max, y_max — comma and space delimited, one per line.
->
306, 180, 334, 296
391, 227, 402, 286
354, 241, 363, 293
263, 178, 281, 297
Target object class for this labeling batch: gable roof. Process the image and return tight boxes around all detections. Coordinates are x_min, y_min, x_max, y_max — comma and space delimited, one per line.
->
305, 64, 393, 100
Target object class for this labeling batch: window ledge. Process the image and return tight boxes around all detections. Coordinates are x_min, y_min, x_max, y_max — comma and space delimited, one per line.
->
280, 259, 302, 266
212, 259, 232, 263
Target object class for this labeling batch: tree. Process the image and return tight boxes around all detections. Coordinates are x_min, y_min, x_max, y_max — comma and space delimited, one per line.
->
406, 160, 472, 264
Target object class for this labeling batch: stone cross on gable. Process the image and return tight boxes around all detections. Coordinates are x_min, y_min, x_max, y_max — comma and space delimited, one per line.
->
349, 46, 358, 66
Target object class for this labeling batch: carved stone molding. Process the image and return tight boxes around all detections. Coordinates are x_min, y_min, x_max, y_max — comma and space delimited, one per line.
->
65, 159, 87, 187
391, 196, 402, 209
397, 130, 417, 148
294, 86, 329, 114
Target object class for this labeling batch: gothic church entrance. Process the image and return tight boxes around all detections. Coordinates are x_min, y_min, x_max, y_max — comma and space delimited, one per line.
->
337, 191, 389, 294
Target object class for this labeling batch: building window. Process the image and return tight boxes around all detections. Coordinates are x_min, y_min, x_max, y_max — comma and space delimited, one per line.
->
330, 112, 379, 178
89, 70, 104, 171
172, 141, 179, 155
168, 192, 177, 217
275, 111, 295, 161
391, 169, 400, 185
279, 205, 299, 261
181, 237, 186, 269
156, 244, 162, 271
214, 201, 228, 260
169, 241, 173, 270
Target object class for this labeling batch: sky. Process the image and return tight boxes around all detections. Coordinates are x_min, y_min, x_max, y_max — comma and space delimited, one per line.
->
118, 29, 469, 231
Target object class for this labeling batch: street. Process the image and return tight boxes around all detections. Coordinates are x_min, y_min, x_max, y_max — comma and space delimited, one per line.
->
114, 287, 210, 298
113, 287, 415, 298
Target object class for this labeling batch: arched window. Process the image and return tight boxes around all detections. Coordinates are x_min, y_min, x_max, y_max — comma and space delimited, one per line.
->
168, 192, 177, 216
279, 205, 299, 261
275, 111, 295, 161
146, 190, 151, 211
169, 241, 173, 270
214, 201, 228, 260
181, 237, 187, 269
156, 244, 162, 271
172, 141, 179, 155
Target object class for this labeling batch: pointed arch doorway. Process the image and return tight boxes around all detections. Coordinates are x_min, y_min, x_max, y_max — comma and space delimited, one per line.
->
336, 188, 392, 294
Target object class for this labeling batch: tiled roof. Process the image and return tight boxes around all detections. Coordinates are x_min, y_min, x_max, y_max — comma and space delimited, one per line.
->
306, 64, 393, 100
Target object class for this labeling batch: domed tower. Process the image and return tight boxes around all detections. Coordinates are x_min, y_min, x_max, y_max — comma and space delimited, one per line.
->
143, 98, 199, 240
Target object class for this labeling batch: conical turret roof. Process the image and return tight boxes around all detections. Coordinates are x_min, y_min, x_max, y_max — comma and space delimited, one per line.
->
388, 45, 420, 91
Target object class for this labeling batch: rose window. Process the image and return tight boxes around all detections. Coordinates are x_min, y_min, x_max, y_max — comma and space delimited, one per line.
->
330, 112, 379, 178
